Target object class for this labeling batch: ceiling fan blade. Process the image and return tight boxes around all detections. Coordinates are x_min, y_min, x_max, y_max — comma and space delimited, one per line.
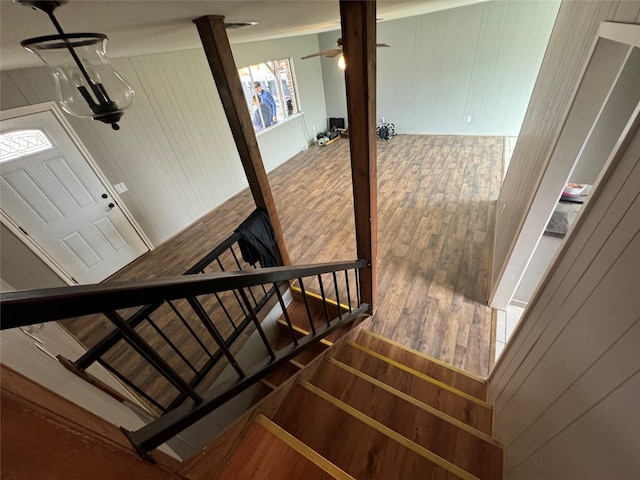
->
301, 48, 342, 60
302, 42, 388, 60
301, 48, 341, 60
325, 48, 343, 58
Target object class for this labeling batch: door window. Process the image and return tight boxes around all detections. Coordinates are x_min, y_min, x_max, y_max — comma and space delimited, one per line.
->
0, 129, 53, 163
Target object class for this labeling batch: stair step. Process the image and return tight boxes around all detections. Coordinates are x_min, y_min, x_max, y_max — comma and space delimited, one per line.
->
290, 285, 350, 320
313, 358, 503, 479
273, 319, 334, 365
282, 292, 336, 333
262, 361, 302, 388
217, 415, 353, 480
276, 319, 334, 347
275, 382, 478, 480
334, 341, 493, 434
356, 330, 487, 400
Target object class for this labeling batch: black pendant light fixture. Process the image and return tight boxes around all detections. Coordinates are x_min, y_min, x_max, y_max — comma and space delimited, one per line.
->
18, 1, 134, 130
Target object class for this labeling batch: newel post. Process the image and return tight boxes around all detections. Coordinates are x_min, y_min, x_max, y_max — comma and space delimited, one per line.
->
340, 0, 378, 313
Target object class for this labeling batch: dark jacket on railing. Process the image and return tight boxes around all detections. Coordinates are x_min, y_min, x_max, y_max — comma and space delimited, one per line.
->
235, 209, 278, 267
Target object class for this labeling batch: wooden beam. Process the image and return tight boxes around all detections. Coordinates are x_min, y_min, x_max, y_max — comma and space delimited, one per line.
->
340, 1, 378, 313
193, 15, 290, 266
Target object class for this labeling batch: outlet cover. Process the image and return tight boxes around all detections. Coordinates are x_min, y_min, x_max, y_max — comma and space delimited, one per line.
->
114, 182, 128, 194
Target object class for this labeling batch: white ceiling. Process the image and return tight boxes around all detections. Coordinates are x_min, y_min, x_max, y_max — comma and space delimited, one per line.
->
0, 0, 487, 71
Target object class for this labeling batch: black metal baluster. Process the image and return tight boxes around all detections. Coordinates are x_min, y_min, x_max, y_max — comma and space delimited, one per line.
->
213, 292, 238, 330
344, 270, 353, 313
166, 300, 214, 359
74, 302, 163, 371
230, 246, 258, 306
297, 277, 316, 335
214, 257, 224, 271
355, 267, 361, 306
332, 272, 343, 320
253, 264, 269, 296
103, 311, 202, 404
97, 359, 167, 413
239, 288, 275, 360
317, 274, 331, 327
186, 297, 245, 378
229, 244, 244, 270
273, 282, 298, 346
217, 257, 249, 316
145, 315, 198, 375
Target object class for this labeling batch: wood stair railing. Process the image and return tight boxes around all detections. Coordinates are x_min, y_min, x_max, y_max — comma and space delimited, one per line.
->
178, 327, 504, 480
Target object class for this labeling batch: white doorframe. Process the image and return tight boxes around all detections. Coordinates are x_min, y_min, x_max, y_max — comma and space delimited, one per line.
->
0, 102, 154, 285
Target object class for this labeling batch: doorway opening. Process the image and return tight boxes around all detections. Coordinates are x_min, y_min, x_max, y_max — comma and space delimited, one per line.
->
494, 24, 640, 360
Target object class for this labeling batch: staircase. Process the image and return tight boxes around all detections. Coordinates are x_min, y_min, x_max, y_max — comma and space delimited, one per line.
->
178, 327, 503, 480
1, 257, 503, 478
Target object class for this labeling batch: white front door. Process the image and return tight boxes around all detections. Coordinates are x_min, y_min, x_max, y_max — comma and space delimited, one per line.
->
0, 109, 148, 284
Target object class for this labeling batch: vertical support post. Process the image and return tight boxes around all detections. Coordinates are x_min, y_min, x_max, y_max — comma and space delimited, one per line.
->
193, 15, 291, 266
340, 0, 378, 313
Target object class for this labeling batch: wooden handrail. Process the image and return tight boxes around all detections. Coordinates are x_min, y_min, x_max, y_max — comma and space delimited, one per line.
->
0, 260, 368, 329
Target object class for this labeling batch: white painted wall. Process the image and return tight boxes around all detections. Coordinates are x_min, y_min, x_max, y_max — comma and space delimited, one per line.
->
319, 0, 560, 135
489, 116, 640, 479
1, 33, 326, 288
0, 223, 67, 290
490, 1, 640, 307
0, 321, 180, 459
0, 34, 326, 248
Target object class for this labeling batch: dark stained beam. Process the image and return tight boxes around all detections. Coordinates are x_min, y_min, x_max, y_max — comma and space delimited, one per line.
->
340, 0, 378, 313
193, 15, 290, 266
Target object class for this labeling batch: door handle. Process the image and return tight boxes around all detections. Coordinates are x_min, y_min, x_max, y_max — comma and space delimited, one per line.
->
107, 202, 115, 211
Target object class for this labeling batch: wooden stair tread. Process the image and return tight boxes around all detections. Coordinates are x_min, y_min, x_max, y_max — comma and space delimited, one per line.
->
356, 330, 487, 400
313, 359, 503, 480
334, 342, 493, 434
216, 415, 348, 480
262, 361, 302, 388
275, 314, 354, 345
283, 295, 330, 332
274, 383, 472, 480
275, 319, 334, 347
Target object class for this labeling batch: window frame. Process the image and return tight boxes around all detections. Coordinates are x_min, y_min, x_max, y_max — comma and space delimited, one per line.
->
238, 58, 301, 134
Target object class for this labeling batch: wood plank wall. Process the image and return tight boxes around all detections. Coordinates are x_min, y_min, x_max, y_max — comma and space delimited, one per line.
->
491, 1, 640, 306
320, 0, 560, 135
489, 121, 640, 478
0, 34, 327, 248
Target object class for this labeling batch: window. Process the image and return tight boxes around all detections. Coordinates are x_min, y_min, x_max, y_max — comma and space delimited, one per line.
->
0, 129, 53, 163
238, 58, 300, 132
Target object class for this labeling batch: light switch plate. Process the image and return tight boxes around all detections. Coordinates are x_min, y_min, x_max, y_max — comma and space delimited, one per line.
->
114, 182, 128, 194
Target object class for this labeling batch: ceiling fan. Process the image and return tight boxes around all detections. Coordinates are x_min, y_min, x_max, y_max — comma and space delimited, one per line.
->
301, 38, 390, 60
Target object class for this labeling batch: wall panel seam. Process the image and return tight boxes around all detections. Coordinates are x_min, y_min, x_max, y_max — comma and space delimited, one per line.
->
492, 153, 640, 395
495, 213, 640, 412
503, 315, 640, 449
506, 367, 640, 473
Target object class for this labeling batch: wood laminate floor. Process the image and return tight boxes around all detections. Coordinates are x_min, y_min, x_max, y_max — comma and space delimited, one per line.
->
66, 134, 502, 379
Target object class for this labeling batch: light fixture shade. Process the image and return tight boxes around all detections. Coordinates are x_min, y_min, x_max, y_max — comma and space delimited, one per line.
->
337, 54, 346, 70
21, 33, 134, 129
